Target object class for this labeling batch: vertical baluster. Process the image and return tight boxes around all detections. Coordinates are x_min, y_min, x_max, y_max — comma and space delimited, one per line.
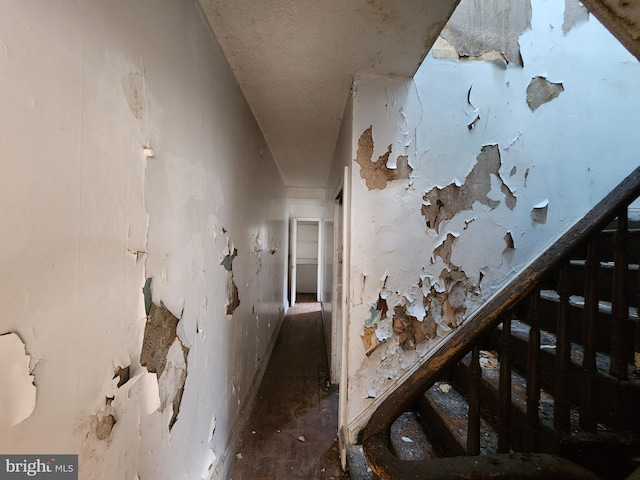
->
525, 288, 541, 452
636, 300, 640, 373
611, 209, 630, 381
636, 229, 640, 375
555, 261, 571, 434
580, 238, 599, 432
497, 315, 512, 453
467, 344, 481, 456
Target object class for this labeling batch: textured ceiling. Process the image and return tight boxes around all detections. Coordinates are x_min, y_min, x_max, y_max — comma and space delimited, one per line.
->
201, 0, 460, 188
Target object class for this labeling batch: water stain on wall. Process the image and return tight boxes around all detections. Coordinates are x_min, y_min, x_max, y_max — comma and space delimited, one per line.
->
121, 73, 148, 121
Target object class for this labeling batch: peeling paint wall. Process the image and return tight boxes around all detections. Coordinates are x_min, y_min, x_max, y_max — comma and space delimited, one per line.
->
342, 0, 640, 442
0, 2, 286, 479
436, 0, 532, 66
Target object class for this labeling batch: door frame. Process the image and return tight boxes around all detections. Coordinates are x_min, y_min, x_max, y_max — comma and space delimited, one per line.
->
289, 217, 323, 305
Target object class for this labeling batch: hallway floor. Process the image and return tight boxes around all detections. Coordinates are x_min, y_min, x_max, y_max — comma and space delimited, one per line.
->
227, 295, 348, 479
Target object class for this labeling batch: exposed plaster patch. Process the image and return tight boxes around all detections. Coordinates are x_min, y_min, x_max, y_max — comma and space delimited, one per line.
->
355, 127, 413, 190
392, 305, 436, 351
531, 199, 549, 224
140, 302, 189, 430
421, 145, 515, 232
563, 0, 589, 34
220, 234, 240, 316
362, 327, 382, 357
434, 233, 457, 264
361, 233, 477, 359
96, 408, 116, 440
436, 0, 532, 67
140, 302, 180, 379
526, 77, 564, 111
0, 333, 36, 426
362, 296, 389, 356
430, 267, 472, 330
504, 231, 515, 250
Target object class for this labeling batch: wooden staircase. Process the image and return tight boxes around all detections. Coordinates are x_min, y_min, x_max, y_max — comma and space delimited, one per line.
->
361, 166, 640, 479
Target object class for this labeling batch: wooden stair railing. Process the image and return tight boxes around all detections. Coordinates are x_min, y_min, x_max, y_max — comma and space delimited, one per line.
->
363, 165, 640, 480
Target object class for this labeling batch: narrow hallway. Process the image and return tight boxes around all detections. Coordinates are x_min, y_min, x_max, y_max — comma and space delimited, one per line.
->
227, 295, 348, 479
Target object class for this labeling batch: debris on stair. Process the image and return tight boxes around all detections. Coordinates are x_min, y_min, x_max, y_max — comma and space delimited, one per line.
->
479, 350, 499, 368
438, 382, 452, 393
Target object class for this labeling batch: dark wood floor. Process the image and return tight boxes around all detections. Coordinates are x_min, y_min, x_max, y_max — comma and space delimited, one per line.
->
227, 296, 348, 479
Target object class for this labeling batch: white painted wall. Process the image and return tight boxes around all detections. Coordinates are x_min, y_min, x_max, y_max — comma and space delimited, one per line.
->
0, 1, 286, 479
341, 0, 640, 442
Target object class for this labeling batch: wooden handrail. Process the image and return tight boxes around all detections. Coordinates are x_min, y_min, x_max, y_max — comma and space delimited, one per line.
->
363, 165, 640, 479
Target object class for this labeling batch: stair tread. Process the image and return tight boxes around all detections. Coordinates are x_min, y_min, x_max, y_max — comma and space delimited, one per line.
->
390, 411, 438, 460
501, 319, 640, 380
539, 289, 639, 321
346, 445, 373, 480
424, 381, 498, 455
569, 259, 640, 270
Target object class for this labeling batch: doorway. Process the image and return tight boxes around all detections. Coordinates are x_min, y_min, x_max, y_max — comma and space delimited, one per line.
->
289, 218, 322, 306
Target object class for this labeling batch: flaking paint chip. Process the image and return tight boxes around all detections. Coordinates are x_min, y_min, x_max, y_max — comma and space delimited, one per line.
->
438, 383, 452, 393
531, 199, 549, 224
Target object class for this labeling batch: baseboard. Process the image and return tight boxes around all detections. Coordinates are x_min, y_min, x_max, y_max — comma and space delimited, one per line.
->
210, 309, 286, 480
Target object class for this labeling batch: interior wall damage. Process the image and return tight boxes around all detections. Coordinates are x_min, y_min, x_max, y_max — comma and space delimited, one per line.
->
0, 2, 286, 479
342, 0, 640, 443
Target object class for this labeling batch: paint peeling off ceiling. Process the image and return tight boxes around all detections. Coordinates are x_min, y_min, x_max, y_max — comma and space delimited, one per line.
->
201, 0, 460, 188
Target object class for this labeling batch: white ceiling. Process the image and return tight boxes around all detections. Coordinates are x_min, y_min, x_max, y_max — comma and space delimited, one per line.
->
201, 0, 460, 189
